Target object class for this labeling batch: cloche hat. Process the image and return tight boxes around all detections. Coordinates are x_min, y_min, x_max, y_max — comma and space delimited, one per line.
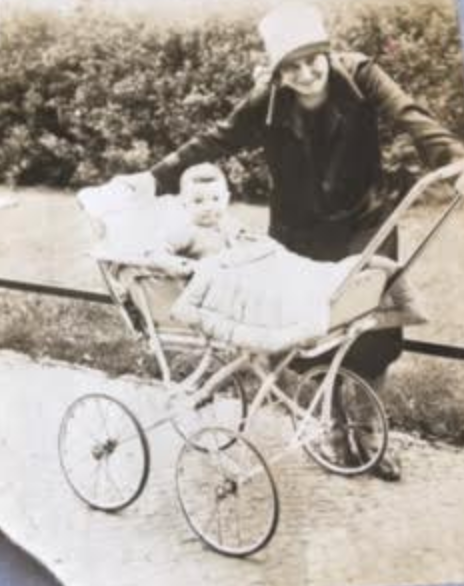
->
258, 2, 330, 74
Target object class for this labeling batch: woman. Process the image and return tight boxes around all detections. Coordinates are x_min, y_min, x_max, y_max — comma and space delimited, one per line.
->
116, 2, 464, 479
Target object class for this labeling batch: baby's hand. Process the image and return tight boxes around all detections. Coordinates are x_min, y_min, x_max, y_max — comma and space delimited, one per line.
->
145, 251, 195, 278
165, 256, 196, 278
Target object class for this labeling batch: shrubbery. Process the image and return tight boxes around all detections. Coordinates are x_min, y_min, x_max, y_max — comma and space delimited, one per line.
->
0, 0, 463, 201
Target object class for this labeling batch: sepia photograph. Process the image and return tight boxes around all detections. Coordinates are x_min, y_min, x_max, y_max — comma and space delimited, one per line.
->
0, 0, 464, 584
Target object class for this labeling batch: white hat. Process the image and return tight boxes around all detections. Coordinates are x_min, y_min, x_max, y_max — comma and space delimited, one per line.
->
258, 2, 330, 74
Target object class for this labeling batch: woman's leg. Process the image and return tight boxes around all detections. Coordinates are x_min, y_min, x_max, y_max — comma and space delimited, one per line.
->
360, 372, 401, 481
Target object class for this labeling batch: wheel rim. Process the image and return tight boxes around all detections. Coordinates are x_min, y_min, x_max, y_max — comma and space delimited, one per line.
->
58, 394, 150, 512
292, 366, 388, 476
176, 427, 279, 557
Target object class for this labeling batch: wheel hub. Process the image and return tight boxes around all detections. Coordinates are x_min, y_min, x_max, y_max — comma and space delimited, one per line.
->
92, 438, 118, 460
216, 478, 237, 500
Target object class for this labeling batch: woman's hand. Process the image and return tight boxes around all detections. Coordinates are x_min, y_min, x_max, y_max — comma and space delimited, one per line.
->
252, 63, 273, 90
454, 167, 464, 196
111, 171, 157, 199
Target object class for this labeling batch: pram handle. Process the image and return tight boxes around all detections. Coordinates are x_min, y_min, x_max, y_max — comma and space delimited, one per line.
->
330, 159, 464, 304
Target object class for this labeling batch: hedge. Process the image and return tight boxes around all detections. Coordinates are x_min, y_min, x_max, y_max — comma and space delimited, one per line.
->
0, 0, 463, 201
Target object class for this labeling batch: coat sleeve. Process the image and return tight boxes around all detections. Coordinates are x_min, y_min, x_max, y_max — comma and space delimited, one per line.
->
347, 52, 464, 168
150, 89, 268, 194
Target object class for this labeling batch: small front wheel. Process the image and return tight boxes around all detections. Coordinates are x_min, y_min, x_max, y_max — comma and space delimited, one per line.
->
58, 394, 150, 512
291, 366, 388, 476
176, 427, 279, 557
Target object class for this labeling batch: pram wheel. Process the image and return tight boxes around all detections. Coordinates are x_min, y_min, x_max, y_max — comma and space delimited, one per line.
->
291, 366, 388, 476
176, 427, 279, 557
58, 394, 150, 512
170, 357, 247, 450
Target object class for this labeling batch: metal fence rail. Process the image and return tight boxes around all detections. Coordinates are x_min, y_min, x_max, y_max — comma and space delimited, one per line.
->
1, 278, 463, 360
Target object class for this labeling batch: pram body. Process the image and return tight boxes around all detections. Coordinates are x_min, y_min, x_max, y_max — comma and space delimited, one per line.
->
77, 177, 390, 359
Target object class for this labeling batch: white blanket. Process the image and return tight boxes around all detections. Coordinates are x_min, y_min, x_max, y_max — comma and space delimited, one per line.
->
171, 239, 360, 353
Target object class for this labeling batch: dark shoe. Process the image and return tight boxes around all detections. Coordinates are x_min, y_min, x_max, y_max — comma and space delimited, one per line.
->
370, 451, 402, 482
349, 430, 402, 482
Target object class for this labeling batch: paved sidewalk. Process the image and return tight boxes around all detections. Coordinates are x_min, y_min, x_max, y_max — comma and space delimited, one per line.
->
0, 350, 464, 586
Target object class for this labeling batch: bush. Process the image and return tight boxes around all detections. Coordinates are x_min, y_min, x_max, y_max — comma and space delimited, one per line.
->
0, 0, 462, 201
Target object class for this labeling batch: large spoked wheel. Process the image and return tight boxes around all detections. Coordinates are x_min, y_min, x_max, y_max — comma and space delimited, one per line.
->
170, 355, 247, 450
291, 366, 388, 476
176, 427, 279, 557
58, 394, 150, 512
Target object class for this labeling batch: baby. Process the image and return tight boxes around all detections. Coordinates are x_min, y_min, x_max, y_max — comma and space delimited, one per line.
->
79, 162, 243, 278
146, 162, 247, 274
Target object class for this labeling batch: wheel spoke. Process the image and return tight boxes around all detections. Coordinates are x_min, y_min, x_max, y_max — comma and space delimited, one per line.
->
234, 492, 242, 547
203, 496, 221, 535
92, 460, 104, 503
117, 432, 146, 446
216, 497, 224, 546
95, 398, 112, 438
63, 447, 98, 473
65, 413, 101, 447
104, 459, 125, 502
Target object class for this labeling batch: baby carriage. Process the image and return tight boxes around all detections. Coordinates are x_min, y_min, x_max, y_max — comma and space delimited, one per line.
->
58, 160, 464, 557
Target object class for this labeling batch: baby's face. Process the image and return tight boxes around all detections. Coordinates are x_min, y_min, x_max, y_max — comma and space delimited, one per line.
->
184, 183, 229, 227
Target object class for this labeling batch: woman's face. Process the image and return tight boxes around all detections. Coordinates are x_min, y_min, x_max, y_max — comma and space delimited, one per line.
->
279, 50, 330, 110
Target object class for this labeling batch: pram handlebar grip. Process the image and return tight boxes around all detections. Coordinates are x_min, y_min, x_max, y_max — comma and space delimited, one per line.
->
330, 159, 464, 304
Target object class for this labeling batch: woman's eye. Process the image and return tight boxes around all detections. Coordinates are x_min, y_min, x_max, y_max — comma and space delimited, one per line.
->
303, 56, 318, 67
283, 63, 298, 74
